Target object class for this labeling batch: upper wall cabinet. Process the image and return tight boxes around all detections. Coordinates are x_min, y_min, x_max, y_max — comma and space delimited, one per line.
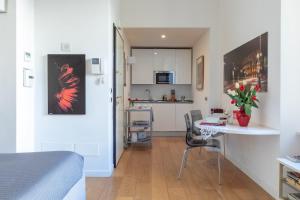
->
153, 49, 175, 71
132, 49, 154, 84
175, 49, 192, 84
131, 48, 192, 85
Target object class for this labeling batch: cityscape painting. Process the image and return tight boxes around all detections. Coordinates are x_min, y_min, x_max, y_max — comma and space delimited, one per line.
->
224, 32, 268, 92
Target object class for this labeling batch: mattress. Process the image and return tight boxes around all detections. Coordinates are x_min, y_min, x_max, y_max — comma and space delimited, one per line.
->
0, 151, 84, 200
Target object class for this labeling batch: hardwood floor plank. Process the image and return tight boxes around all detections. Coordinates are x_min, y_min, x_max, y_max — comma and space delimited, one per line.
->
86, 137, 274, 200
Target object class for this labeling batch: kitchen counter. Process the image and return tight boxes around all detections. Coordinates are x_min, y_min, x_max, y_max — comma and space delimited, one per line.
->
132, 100, 193, 104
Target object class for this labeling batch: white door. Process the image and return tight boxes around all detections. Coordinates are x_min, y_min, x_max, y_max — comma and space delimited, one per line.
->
115, 30, 125, 165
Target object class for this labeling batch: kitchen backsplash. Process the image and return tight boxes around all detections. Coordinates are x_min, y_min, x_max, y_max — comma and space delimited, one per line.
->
130, 85, 193, 100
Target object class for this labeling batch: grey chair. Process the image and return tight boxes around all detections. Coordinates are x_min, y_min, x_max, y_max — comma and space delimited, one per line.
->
177, 113, 222, 185
190, 110, 203, 135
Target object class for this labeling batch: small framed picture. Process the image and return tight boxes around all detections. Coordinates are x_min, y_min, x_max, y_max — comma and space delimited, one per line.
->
0, 0, 7, 13
24, 52, 31, 62
196, 56, 204, 91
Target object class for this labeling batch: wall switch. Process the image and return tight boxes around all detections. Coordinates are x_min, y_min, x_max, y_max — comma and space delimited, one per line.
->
61, 43, 71, 52
23, 68, 34, 88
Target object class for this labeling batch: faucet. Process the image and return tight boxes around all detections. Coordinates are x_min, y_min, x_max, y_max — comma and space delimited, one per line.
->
145, 89, 153, 101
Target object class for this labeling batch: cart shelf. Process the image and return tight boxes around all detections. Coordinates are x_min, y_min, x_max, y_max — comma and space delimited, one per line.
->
124, 106, 153, 148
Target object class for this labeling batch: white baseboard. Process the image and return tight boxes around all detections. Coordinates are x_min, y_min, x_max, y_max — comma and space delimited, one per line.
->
84, 169, 113, 177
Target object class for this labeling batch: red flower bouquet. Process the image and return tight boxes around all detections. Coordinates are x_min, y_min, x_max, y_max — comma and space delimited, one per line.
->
226, 81, 260, 126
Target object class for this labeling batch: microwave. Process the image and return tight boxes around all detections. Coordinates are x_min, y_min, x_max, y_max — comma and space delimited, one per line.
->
154, 71, 175, 84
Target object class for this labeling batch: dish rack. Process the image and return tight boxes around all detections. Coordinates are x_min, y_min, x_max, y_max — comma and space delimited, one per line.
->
124, 106, 153, 148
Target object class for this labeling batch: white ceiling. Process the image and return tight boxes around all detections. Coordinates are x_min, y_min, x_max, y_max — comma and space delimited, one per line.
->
123, 28, 208, 47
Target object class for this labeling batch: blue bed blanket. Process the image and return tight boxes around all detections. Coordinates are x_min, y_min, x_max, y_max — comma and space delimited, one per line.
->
0, 151, 84, 200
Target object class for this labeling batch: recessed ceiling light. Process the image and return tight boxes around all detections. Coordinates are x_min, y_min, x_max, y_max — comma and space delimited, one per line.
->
161, 34, 166, 39
154, 52, 158, 55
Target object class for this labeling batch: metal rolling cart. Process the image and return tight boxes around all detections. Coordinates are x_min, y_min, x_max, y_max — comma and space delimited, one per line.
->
124, 106, 153, 148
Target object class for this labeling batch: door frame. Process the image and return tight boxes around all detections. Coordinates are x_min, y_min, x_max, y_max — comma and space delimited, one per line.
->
113, 24, 117, 168
113, 24, 125, 168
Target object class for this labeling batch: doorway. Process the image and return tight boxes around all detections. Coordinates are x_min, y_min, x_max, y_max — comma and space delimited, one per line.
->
113, 24, 125, 167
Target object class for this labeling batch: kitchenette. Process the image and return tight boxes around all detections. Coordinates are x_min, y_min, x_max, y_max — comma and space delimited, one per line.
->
129, 48, 193, 134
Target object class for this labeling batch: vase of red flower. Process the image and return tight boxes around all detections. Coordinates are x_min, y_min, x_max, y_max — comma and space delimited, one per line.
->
236, 106, 251, 127
227, 81, 260, 127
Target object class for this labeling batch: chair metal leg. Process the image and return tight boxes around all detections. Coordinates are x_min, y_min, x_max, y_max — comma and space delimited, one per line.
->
184, 148, 191, 168
177, 147, 190, 179
199, 147, 202, 156
218, 152, 221, 185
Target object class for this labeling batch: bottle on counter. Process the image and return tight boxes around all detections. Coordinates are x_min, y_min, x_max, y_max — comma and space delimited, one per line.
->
170, 89, 176, 102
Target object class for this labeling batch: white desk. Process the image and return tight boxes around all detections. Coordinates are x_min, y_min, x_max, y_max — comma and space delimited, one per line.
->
194, 120, 279, 158
194, 120, 280, 136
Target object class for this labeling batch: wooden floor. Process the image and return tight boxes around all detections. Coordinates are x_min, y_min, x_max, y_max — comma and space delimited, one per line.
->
86, 137, 274, 200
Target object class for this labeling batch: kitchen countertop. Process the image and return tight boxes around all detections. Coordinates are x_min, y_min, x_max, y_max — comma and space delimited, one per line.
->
132, 100, 194, 104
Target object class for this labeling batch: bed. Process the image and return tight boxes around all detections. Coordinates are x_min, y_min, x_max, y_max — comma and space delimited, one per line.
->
0, 151, 85, 200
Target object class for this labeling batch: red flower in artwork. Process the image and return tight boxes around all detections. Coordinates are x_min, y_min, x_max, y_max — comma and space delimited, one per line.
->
240, 85, 245, 91
231, 99, 237, 104
252, 96, 257, 101
254, 84, 261, 91
55, 64, 80, 112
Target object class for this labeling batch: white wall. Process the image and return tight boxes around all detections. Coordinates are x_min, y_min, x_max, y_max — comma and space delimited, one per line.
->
121, 0, 222, 109
0, 0, 35, 153
0, 0, 17, 153
219, 0, 281, 197
280, 0, 300, 156
192, 30, 210, 116
34, 0, 117, 176
16, 0, 35, 152
121, 0, 218, 28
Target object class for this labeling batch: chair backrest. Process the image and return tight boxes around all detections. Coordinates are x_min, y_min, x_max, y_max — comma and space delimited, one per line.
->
184, 113, 191, 132
190, 110, 203, 122
184, 113, 193, 144
190, 110, 203, 130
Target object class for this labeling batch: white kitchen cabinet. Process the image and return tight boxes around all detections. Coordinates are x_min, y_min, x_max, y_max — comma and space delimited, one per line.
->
131, 48, 191, 85
153, 49, 175, 71
151, 104, 176, 131
175, 49, 192, 84
130, 103, 192, 132
175, 104, 193, 131
131, 49, 154, 84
